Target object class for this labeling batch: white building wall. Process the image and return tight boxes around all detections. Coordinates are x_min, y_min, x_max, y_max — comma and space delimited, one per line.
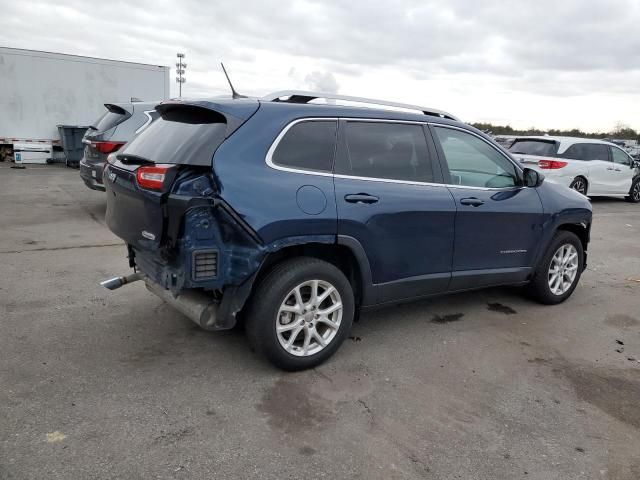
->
0, 47, 170, 141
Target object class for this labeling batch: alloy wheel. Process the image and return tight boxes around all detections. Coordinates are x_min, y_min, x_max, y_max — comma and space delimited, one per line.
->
572, 179, 587, 195
275, 280, 343, 357
632, 181, 640, 202
548, 244, 579, 296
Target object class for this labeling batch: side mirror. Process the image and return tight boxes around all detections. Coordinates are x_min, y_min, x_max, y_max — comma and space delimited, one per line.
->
523, 168, 544, 188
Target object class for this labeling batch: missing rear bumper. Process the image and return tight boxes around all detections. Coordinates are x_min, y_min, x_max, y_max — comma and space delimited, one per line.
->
144, 280, 221, 331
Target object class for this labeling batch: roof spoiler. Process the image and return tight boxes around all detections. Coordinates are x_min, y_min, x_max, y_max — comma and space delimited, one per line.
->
104, 103, 133, 116
155, 99, 259, 138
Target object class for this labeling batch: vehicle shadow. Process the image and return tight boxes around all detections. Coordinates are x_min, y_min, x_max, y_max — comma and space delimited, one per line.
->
589, 197, 627, 204
355, 285, 530, 333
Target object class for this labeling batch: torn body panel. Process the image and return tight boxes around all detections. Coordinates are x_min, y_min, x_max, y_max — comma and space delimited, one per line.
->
132, 199, 264, 286
130, 189, 336, 329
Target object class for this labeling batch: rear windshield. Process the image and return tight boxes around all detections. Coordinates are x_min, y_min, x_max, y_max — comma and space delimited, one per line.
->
93, 110, 128, 132
509, 139, 558, 156
118, 106, 227, 166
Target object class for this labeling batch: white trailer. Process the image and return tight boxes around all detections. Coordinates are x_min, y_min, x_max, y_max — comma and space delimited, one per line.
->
0, 47, 170, 161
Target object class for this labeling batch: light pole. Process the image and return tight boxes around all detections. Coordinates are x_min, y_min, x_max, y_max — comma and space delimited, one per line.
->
176, 53, 187, 97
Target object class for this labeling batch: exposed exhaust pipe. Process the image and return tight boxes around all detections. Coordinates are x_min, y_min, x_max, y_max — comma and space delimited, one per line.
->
100, 273, 220, 330
145, 280, 219, 330
100, 272, 144, 290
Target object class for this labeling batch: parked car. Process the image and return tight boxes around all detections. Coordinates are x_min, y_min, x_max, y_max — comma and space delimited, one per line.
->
493, 136, 515, 149
509, 136, 640, 202
79, 101, 159, 191
628, 146, 640, 161
100, 91, 592, 370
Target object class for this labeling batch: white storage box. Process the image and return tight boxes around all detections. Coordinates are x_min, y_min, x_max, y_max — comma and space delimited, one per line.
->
13, 142, 52, 164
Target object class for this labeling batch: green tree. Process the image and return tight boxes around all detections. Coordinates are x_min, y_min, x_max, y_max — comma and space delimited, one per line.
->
470, 122, 638, 142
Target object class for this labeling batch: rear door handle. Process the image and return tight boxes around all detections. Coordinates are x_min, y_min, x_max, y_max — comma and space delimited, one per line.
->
460, 197, 484, 207
344, 193, 379, 204
607, 167, 615, 171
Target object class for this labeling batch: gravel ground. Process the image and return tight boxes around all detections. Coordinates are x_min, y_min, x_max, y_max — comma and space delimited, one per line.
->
1, 163, 639, 480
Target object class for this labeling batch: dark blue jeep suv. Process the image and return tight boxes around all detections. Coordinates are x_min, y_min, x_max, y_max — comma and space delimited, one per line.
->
102, 91, 592, 370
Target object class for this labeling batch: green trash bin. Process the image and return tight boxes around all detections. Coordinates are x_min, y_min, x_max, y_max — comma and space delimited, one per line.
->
57, 125, 90, 168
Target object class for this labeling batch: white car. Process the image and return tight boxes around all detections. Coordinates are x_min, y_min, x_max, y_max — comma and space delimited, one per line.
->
509, 136, 640, 202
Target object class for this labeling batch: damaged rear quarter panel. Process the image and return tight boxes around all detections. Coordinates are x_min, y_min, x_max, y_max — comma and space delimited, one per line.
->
137, 104, 341, 314
181, 206, 337, 289
210, 104, 339, 245
139, 200, 337, 295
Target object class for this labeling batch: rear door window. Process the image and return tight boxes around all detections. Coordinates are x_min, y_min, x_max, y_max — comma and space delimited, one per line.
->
271, 120, 337, 172
561, 143, 609, 161
335, 121, 436, 182
509, 139, 558, 156
434, 127, 518, 188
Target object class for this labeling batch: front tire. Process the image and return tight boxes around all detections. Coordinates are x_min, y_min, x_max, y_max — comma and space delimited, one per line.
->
526, 231, 584, 305
569, 177, 588, 196
625, 177, 640, 203
245, 258, 355, 371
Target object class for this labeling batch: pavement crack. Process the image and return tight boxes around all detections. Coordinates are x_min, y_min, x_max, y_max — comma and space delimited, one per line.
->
358, 399, 374, 420
0, 243, 122, 254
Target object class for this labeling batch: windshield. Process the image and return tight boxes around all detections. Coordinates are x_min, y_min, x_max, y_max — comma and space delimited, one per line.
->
509, 139, 558, 156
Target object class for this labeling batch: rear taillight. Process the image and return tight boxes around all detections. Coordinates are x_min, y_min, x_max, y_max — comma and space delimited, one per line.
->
92, 141, 125, 154
136, 165, 173, 190
538, 159, 568, 169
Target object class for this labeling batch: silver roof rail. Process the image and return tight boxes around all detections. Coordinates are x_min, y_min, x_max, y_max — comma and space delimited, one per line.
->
262, 90, 459, 121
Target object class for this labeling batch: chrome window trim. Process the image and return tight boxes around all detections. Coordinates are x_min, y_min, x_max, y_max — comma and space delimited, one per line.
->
265, 117, 525, 191
265, 117, 338, 178
134, 110, 155, 134
333, 173, 446, 189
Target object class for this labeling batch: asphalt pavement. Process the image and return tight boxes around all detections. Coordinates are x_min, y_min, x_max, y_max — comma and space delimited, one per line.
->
1, 163, 639, 479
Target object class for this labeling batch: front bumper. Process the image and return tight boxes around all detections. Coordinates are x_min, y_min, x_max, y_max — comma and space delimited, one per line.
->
79, 159, 106, 191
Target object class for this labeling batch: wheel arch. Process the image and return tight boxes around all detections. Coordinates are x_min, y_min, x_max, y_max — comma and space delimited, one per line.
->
556, 222, 590, 253
570, 175, 589, 194
251, 237, 375, 308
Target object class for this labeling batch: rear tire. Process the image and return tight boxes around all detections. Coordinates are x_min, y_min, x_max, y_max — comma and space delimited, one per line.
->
625, 177, 640, 203
526, 231, 584, 305
245, 257, 355, 371
569, 177, 588, 196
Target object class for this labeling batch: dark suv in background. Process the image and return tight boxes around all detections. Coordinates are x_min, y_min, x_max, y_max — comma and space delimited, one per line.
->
79, 100, 159, 191
101, 91, 592, 370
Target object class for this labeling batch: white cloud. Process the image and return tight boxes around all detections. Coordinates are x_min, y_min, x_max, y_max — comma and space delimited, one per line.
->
1, 0, 639, 131
304, 71, 339, 93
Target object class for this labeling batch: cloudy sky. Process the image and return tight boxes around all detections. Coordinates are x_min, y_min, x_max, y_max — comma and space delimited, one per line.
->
2, 0, 639, 131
